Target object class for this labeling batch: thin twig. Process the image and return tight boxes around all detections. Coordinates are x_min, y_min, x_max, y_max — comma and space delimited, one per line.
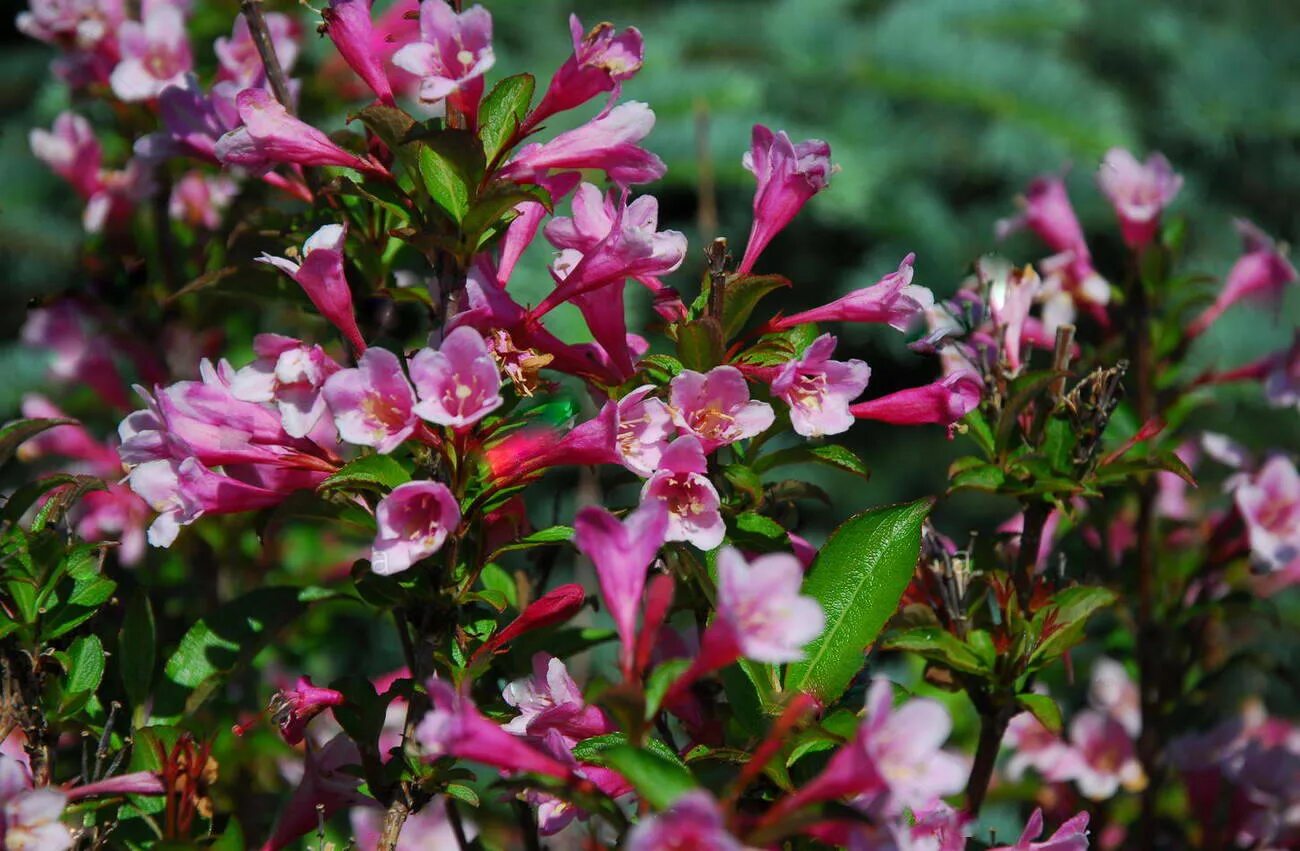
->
240, 0, 295, 110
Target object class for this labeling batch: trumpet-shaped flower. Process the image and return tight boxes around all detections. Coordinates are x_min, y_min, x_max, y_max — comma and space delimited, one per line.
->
614, 386, 675, 476
990, 809, 1090, 851
528, 15, 644, 128
739, 124, 835, 274
409, 327, 503, 429
851, 371, 982, 433
215, 12, 299, 89
709, 547, 824, 663
259, 224, 367, 353
626, 791, 743, 851
0, 756, 72, 851
503, 653, 612, 746
1189, 220, 1297, 338
229, 334, 342, 439
1233, 455, 1300, 572
109, 0, 192, 101
773, 254, 931, 333
322, 0, 395, 105
669, 366, 774, 452
370, 481, 460, 575
269, 677, 345, 745
390, 2, 493, 112
501, 101, 665, 187
771, 334, 871, 437
1097, 148, 1183, 249
1059, 710, 1145, 800
322, 347, 419, 453
169, 171, 237, 230
29, 112, 102, 199
641, 437, 725, 550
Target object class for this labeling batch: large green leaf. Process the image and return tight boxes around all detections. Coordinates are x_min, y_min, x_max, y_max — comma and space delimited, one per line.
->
119, 590, 156, 708
317, 454, 412, 494
784, 498, 932, 703
600, 744, 697, 810
478, 73, 535, 164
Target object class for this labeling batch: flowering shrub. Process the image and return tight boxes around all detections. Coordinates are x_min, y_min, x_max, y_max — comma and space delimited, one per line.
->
4, 0, 1299, 848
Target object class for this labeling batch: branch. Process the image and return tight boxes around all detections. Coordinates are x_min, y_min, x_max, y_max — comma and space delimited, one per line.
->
239, 0, 295, 110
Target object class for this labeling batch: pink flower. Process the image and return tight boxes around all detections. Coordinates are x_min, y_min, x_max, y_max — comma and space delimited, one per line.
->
1097, 148, 1183, 249
626, 790, 743, 851
73, 484, 151, 566
669, 366, 774, 452
20, 301, 130, 409
500, 101, 666, 187
1233, 455, 1300, 572
323, 0, 395, 106
771, 334, 870, 437
415, 679, 574, 780
614, 386, 675, 477
503, 653, 612, 745
370, 481, 460, 575
773, 254, 931, 333
134, 76, 237, 163
18, 395, 121, 475
1189, 219, 1298, 338
229, 334, 342, 439
1088, 658, 1141, 738
573, 500, 669, 670
0, 756, 72, 851
497, 173, 580, 284
1060, 709, 1145, 800
29, 112, 102, 199
215, 88, 389, 178
990, 809, 1090, 851
322, 348, 419, 453
215, 12, 300, 89
528, 15, 644, 129
262, 734, 370, 851
485, 402, 621, 484
259, 224, 367, 353
710, 546, 824, 663
168, 171, 236, 230
408, 327, 503, 430
641, 437, 725, 550
390, 2, 493, 114
1005, 711, 1072, 782
738, 124, 835, 275
270, 677, 345, 745
851, 370, 982, 433
109, 0, 192, 101
17, 0, 123, 62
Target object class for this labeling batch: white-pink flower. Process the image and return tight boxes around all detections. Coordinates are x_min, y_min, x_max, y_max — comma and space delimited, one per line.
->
626, 790, 743, 851
371, 481, 460, 575
0, 756, 72, 851
713, 547, 824, 663
669, 366, 774, 452
614, 386, 675, 477
502, 653, 612, 745
408, 327, 503, 430
228, 334, 342, 439
1060, 709, 1145, 800
1097, 148, 1183, 249
990, 808, 1090, 851
771, 333, 871, 437
1234, 455, 1300, 573
322, 347, 419, 453
390, 2, 494, 106
641, 437, 725, 550
109, 0, 193, 101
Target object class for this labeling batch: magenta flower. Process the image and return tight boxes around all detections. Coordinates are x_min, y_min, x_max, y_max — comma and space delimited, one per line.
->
1060, 709, 1145, 800
109, 0, 192, 101
263, 735, 370, 851
1233, 455, 1300, 572
641, 437, 725, 550
214, 88, 389, 178
168, 171, 236, 230
408, 327, 503, 430
270, 676, 345, 745
415, 679, 574, 780
215, 12, 300, 89
771, 334, 871, 437
20, 301, 130, 410
135, 76, 237, 163
322, 0, 395, 106
708, 547, 824, 663
991, 809, 1090, 851
18, 395, 121, 476
1005, 711, 1072, 782
370, 481, 460, 575
851, 370, 983, 433
229, 335, 342, 440
1265, 335, 1300, 411
498, 172, 580, 284
626, 791, 742, 851
1189, 219, 1297, 338
485, 402, 621, 484
573, 500, 669, 670
738, 124, 835, 275
258, 224, 368, 354
614, 385, 675, 477
669, 366, 775, 452
500, 101, 666, 187
0, 756, 72, 851
73, 484, 151, 566
987, 261, 1043, 373
1097, 148, 1183, 249
17, 0, 123, 65
503, 653, 613, 745
29, 111, 102, 199
528, 15, 645, 129
390, 2, 493, 113
1088, 658, 1141, 738
773, 254, 931, 333
322, 348, 419, 453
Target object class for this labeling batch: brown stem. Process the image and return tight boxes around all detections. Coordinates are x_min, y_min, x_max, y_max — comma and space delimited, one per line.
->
964, 691, 1011, 816
705, 237, 729, 322
376, 797, 410, 851
239, 0, 294, 109
445, 799, 471, 851
1012, 500, 1049, 610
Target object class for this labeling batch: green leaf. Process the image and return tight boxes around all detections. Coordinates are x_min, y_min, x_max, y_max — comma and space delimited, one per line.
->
42, 546, 115, 640
478, 73, 535, 164
947, 457, 1004, 492
2, 474, 83, 525
29, 476, 106, 533
600, 744, 697, 809
0, 418, 77, 468
487, 525, 574, 561
882, 626, 988, 675
119, 590, 156, 707
417, 130, 487, 224
1016, 692, 1063, 734
444, 783, 481, 808
63, 634, 106, 700
479, 563, 519, 610
1029, 585, 1118, 668
152, 587, 329, 722
318, 454, 412, 494
676, 318, 724, 371
355, 104, 417, 155
734, 324, 819, 367
638, 354, 684, 383
462, 184, 548, 247
729, 512, 788, 552
721, 274, 791, 339
754, 444, 871, 479
961, 409, 995, 457
722, 465, 764, 504
644, 659, 692, 719
784, 498, 932, 703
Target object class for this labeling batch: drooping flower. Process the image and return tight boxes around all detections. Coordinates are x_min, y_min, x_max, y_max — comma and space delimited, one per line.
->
390, 2, 493, 115
669, 366, 774, 452
263, 735, 370, 851
228, 334, 342, 440
625, 790, 743, 851
214, 88, 389, 178
109, 0, 193, 101
408, 326, 503, 430
850, 370, 983, 433
1097, 148, 1183, 249
1233, 455, 1300, 572
573, 500, 669, 669
0, 755, 72, 851
990, 809, 1090, 851
641, 437, 726, 551
415, 679, 574, 779
322, 347, 419, 453
500, 101, 666, 187
259, 224, 368, 353
370, 481, 460, 575
484, 401, 621, 484
168, 171, 237, 230
771, 333, 871, 437
269, 677, 346, 745
528, 15, 645, 129
738, 124, 835, 275
1188, 219, 1298, 338
322, 0, 395, 105
214, 12, 300, 89
614, 386, 675, 477
772, 253, 931, 332
502, 653, 613, 746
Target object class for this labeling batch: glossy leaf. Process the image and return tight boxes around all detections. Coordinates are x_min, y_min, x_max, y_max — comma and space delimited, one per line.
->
721, 274, 790, 339
600, 744, 697, 809
0, 418, 76, 468
479, 73, 535, 164
318, 454, 411, 494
